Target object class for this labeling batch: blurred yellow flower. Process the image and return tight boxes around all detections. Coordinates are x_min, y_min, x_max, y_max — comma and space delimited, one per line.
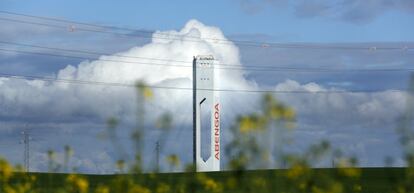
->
0, 159, 13, 181
65, 145, 74, 157
143, 87, 153, 100
252, 177, 267, 189
337, 159, 361, 178
338, 167, 360, 178
287, 164, 308, 179
299, 182, 307, 190
226, 177, 237, 189
66, 174, 89, 193
156, 183, 170, 193
136, 81, 153, 100
204, 178, 221, 192
239, 116, 266, 134
166, 154, 180, 168
128, 184, 151, 193
270, 106, 283, 119
330, 182, 344, 193
94, 185, 110, 193
283, 107, 296, 121
116, 159, 126, 172
239, 116, 255, 133
311, 186, 323, 193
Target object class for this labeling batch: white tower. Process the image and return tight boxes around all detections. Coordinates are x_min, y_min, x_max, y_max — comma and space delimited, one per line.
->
193, 55, 220, 172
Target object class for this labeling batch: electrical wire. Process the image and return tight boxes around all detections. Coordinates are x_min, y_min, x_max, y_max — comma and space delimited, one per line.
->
2, 41, 414, 72
0, 10, 412, 50
1, 46, 413, 73
0, 48, 192, 68
0, 17, 231, 46
0, 72, 405, 94
0, 40, 191, 64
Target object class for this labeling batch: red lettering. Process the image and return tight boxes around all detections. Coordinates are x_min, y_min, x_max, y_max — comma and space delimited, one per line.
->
214, 103, 220, 160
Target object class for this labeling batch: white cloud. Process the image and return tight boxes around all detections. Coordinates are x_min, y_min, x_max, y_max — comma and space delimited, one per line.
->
0, 19, 254, 124
274, 79, 406, 127
0, 19, 409, 171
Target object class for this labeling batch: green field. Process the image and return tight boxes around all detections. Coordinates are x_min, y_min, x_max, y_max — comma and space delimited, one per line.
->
10, 167, 408, 193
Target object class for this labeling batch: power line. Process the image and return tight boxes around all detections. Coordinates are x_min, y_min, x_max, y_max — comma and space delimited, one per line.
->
0, 10, 412, 50
0, 10, 146, 32
1, 46, 413, 73
2, 41, 414, 72
0, 72, 405, 94
0, 40, 191, 64
0, 48, 192, 68
0, 17, 228, 46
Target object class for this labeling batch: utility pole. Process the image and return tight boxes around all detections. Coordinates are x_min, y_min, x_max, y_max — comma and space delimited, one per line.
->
155, 141, 160, 172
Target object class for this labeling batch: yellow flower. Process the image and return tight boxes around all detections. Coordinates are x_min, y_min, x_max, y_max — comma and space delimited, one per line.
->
270, 107, 282, 119
252, 177, 267, 189
337, 159, 361, 178
338, 167, 360, 178
116, 160, 126, 172
128, 184, 151, 193
0, 159, 13, 181
287, 164, 308, 179
156, 183, 170, 193
283, 107, 296, 121
205, 179, 219, 190
330, 182, 344, 193
226, 177, 237, 189
312, 186, 324, 193
197, 175, 222, 193
239, 116, 266, 134
66, 174, 89, 193
94, 185, 110, 193
136, 81, 153, 100
65, 145, 74, 157
166, 154, 180, 168
76, 178, 89, 193
4, 186, 16, 193
143, 87, 153, 100
239, 117, 254, 133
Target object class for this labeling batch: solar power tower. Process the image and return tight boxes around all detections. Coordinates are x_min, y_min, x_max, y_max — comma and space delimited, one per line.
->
193, 55, 220, 172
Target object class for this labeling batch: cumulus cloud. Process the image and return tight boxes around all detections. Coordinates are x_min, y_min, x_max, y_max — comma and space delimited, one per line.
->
0, 19, 259, 172
273, 79, 406, 127
0, 19, 254, 124
0, 19, 409, 172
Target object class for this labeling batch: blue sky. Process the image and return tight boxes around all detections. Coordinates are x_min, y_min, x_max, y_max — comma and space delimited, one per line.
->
2, 0, 414, 42
0, 0, 413, 173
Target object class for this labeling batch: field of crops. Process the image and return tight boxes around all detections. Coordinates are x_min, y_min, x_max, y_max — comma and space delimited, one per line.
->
9, 167, 406, 193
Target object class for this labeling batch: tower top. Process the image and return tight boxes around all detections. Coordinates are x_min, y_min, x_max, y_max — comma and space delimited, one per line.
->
196, 55, 214, 60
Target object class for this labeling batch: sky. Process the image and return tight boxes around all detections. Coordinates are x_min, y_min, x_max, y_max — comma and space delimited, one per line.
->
0, 0, 413, 173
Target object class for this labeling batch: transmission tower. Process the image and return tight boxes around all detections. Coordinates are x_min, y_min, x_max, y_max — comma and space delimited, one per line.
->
21, 126, 30, 172
155, 141, 160, 172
